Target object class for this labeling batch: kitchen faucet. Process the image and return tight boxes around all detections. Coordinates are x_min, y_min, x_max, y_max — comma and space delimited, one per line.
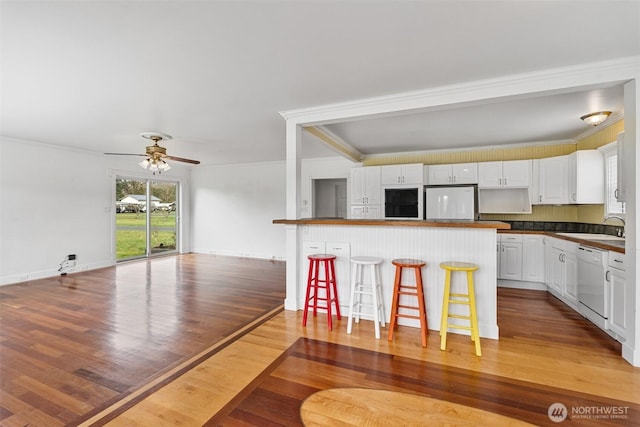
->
603, 215, 625, 237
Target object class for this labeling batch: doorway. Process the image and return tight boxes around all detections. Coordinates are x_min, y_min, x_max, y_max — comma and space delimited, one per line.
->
115, 177, 179, 260
313, 178, 347, 218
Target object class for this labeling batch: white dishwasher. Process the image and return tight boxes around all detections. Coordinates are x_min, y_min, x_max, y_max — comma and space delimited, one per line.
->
577, 245, 609, 330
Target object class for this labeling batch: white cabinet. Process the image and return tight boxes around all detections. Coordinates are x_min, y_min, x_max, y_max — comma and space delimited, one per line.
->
548, 238, 578, 307
522, 235, 545, 283
498, 234, 522, 280
350, 204, 380, 219
427, 163, 478, 185
381, 163, 423, 185
350, 167, 381, 218
351, 167, 381, 205
616, 132, 626, 202
567, 150, 604, 204
478, 160, 530, 189
538, 155, 569, 204
607, 251, 627, 339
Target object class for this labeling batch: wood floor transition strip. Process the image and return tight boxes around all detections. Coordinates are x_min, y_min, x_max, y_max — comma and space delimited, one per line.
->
78, 305, 284, 427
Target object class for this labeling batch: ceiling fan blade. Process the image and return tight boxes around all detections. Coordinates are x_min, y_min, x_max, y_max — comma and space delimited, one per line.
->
104, 152, 147, 157
166, 155, 200, 165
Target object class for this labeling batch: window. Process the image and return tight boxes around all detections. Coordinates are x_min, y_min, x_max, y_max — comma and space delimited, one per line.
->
599, 142, 625, 216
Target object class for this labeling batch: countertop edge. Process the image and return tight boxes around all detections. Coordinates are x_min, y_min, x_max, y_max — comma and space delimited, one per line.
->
272, 218, 511, 229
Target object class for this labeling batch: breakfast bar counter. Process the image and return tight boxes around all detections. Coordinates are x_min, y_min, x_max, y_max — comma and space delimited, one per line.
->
274, 218, 510, 340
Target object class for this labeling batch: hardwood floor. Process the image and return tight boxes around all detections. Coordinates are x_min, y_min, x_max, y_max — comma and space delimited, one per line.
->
2, 255, 639, 426
0, 254, 286, 426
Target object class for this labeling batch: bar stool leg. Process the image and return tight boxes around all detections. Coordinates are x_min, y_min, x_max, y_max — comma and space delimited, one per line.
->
323, 260, 333, 331
440, 269, 451, 351
302, 259, 315, 327
375, 265, 386, 328
388, 266, 403, 341
468, 270, 482, 356
347, 263, 356, 334
370, 264, 381, 339
415, 268, 428, 347
329, 258, 341, 321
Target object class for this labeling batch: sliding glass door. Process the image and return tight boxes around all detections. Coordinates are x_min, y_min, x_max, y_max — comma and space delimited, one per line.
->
115, 177, 179, 261
150, 181, 178, 255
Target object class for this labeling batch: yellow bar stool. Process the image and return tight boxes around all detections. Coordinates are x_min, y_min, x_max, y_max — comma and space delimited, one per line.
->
439, 261, 481, 356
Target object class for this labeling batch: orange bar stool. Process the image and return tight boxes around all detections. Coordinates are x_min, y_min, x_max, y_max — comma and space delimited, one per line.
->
439, 261, 481, 356
388, 258, 428, 347
303, 254, 341, 330
347, 256, 385, 339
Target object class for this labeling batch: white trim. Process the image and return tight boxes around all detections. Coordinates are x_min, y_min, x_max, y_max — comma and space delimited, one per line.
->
280, 56, 640, 126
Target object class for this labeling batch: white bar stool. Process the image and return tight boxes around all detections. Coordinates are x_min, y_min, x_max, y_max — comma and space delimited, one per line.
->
347, 256, 385, 339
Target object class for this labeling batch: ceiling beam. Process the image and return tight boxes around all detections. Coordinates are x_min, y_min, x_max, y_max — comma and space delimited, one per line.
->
305, 126, 362, 163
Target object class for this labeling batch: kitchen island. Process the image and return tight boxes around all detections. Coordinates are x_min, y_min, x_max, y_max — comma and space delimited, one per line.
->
273, 218, 510, 340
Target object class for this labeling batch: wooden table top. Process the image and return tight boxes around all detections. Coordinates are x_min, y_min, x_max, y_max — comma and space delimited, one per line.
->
300, 388, 535, 426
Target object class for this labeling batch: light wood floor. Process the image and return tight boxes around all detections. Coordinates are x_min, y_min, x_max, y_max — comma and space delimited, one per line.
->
2, 255, 639, 426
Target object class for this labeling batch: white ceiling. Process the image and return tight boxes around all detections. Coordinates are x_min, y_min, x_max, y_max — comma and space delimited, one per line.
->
2, 1, 639, 166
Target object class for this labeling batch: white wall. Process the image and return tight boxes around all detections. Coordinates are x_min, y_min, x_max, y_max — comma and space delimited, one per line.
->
191, 161, 286, 259
0, 137, 192, 285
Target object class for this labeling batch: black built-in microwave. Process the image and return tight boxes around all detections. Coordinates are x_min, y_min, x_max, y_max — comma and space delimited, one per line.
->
384, 187, 422, 219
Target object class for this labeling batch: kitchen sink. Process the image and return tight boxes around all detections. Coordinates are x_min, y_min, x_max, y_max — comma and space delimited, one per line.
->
556, 232, 625, 242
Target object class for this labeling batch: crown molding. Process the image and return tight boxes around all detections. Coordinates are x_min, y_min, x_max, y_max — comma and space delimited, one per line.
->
280, 56, 640, 126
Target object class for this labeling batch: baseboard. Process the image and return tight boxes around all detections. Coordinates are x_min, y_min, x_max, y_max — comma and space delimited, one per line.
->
497, 279, 547, 291
0, 260, 114, 286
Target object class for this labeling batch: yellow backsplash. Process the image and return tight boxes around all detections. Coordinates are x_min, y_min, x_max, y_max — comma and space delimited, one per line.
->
364, 120, 622, 225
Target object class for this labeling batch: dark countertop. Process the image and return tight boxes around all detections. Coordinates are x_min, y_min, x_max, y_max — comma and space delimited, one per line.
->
499, 229, 625, 253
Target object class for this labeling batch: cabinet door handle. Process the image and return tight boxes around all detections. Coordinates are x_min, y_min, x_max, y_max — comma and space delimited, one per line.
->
539, 195, 542, 202
499, 178, 502, 186
504, 178, 508, 186
615, 189, 619, 198
366, 197, 368, 204
614, 259, 623, 264
453, 176, 456, 183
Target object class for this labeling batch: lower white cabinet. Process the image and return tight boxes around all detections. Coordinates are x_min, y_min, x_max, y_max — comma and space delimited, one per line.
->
548, 238, 578, 307
522, 235, 545, 282
608, 251, 627, 339
498, 234, 545, 284
499, 235, 522, 280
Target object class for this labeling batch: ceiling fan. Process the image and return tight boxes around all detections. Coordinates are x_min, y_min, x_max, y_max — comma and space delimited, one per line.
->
105, 132, 200, 174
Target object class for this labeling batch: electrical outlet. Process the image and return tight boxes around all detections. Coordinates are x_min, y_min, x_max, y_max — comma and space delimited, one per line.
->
68, 254, 76, 261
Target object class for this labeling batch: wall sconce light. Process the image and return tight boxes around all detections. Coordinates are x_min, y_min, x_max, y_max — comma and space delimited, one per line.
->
580, 111, 611, 126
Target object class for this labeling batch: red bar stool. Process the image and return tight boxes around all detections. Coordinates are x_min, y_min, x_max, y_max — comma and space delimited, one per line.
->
303, 254, 341, 330
388, 258, 428, 347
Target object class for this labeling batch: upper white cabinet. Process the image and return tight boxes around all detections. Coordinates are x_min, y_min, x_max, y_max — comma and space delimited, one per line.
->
350, 166, 381, 206
350, 167, 381, 219
478, 160, 530, 189
538, 155, 569, 204
427, 163, 478, 185
568, 150, 604, 204
616, 132, 626, 202
381, 163, 423, 186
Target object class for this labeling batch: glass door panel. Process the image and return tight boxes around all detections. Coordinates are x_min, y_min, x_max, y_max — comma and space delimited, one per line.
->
150, 181, 178, 255
115, 178, 148, 260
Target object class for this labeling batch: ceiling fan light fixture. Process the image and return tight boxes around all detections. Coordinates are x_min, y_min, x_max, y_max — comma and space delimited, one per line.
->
580, 111, 611, 126
139, 158, 150, 169
158, 160, 171, 172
